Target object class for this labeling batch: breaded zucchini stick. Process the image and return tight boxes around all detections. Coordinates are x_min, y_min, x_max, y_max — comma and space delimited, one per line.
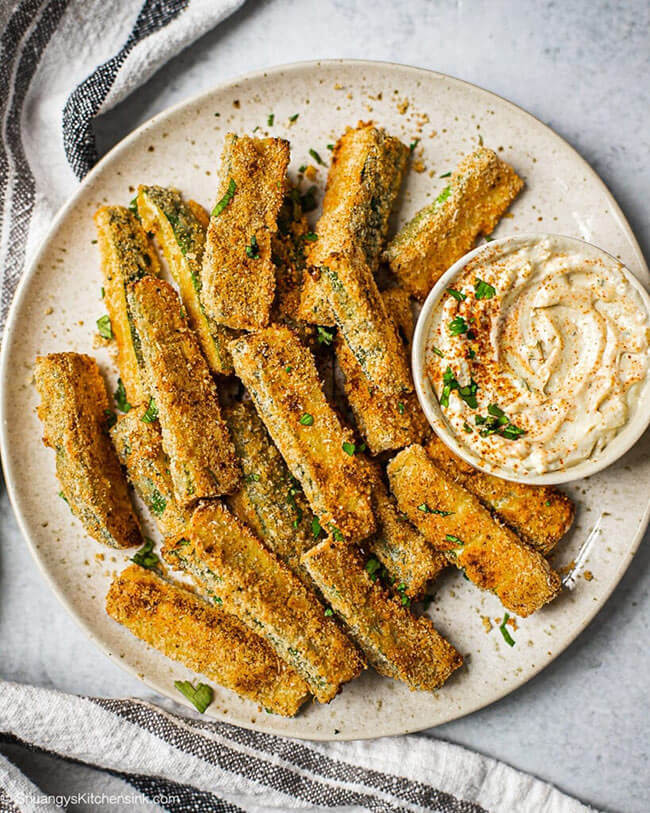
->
201, 134, 290, 330
230, 326, 375, 543
335, 332, 427, 454
387, 445, 561, 617
94, 206, 160, 405
299, 123, 409, 325
111, 407, 191, 540
302, 538, 462, 691
107, 565, 309, 716
362, 459, 448, 598
34, 353, 141, 549
163, 502, 363, 703
224, 401, 316, 585
385, 148, 524, 299
128, 277, 239, 504
425, 437, 574, 554
317, 246, 411, 395
136, 185, 239, 375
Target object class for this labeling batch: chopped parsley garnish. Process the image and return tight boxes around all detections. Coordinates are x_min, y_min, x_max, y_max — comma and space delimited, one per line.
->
286, 481, 303, 528
467, 347, 476, 360
100, 286, 105, 299
298, 164, 307, 173
409, 138, 420, 152
285, 365, 292, 373
326, 143, 334, 151
324, 607, 333, 616
96, 314, 112, 340
246, 234, 260, 259
545, 500, 551, 507
316, 326, 334, 345
485, 235, 495, 242
475, 278, 496, 300
418, 503, 453, 516
267, 113, 274, 126
211, 178, 236, 217
435, 186, 451, 205
439, 171, 452, 178
397, 401, 405, 414
245, 472, 261, 483
439, 367, 479, 409
289, 113, 299, 122
431, 346, 445, 358
299, 413, 314, 426
330, 525, 344, 541
141, 398, 158, 423
174, 680, 213, 713
475, 404, 526, 440
396, 583, 411, 607
342, 441, 356, 456
449, 316, 469, 336
150, 488, 167, 517
128, 197, 140, 219
365, 557, 382, 580
463, 421, 473, 433
114, 378, 131, 413
445, 534, 464, 546
478, 133, 484, 146
309, 148, 323, 165
447, 288, 466, 302
58, 490, 68, 503
304, 232, 318, 242
131, 538, 159, 570
104, 409, 117, 429
311, 515, 322, 539
499, 613, 516, 647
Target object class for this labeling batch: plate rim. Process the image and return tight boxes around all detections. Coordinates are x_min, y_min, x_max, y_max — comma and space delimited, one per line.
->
2, 58, 649, 740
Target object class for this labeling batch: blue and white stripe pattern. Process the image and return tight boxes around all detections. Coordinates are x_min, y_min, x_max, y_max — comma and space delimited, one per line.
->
0, 682, 596, 812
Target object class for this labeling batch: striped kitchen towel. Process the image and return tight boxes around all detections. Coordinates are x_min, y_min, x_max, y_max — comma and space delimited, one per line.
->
0, 682, 595, 813
0, 3, 595, 812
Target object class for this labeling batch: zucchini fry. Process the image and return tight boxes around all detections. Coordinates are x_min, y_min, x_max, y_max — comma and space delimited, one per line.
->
425, 437, 574, 554
299, 123, 409, 325
34, 353, 141, 549
385, 148, 524, 299
94, 206, 160, 405
163, 502, 364, 703
362, 459, 448, 598
387, 445, 561, 617
136, 185, 239, 375
230, 326, 375, 543
224, 401, 316, 586
317, 246, 411, 395
335, 333, 427, 454
128, 277, 239, 504
302, 538, 462, 691
201, 134, 290, 330
111, 407, 191, 540
107, 565, 309, 717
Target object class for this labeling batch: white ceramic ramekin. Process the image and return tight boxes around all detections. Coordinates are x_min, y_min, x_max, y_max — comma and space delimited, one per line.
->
411, 233, 650, 485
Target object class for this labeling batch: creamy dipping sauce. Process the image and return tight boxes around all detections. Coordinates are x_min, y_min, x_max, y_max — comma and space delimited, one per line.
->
426, 235, 650, 476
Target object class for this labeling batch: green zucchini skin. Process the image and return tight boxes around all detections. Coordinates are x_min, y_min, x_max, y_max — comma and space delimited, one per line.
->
225, 401, 316, 586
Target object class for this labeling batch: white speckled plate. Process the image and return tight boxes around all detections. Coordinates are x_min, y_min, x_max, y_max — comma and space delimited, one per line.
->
2, 60, 648, 741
